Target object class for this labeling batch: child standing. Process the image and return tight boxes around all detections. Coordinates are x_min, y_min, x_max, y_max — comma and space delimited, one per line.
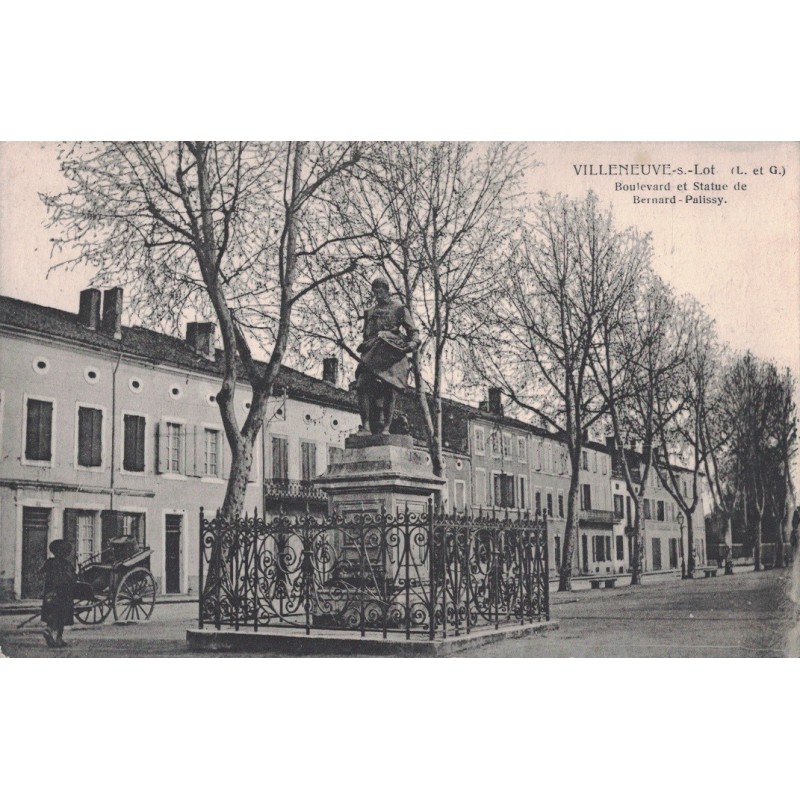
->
41, 539, 77, 648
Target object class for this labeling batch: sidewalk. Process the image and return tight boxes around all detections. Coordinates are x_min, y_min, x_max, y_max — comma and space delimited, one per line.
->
0, 592, 196, 616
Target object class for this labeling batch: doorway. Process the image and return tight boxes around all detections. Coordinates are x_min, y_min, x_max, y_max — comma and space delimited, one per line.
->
22, 507, 51, 598
165, 514, 183, 594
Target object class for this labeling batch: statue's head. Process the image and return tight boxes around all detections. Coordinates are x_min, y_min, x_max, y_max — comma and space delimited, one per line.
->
371, 277, 390, 303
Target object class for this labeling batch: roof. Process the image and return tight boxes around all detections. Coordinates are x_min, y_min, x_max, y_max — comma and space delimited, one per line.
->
0, 294, 357, 412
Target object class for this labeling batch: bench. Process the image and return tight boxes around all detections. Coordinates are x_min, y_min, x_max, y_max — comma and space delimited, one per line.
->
589, 577, 618, 589
697, 566, 718, 578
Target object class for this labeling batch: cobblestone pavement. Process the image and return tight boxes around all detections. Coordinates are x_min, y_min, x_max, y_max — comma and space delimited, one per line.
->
0, 567, 795, 657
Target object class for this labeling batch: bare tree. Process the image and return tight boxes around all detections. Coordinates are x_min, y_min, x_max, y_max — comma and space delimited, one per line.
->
298, 141, 528, 481
699, 349, 741, 575
768, 369, 797, 567
473, 192, 651, 591
651, 298, 718, 578
592, 272, 690, 584
43, 141, 367, 519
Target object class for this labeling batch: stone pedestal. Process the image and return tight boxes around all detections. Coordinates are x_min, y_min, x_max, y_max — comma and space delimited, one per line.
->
316, 433, 445, 518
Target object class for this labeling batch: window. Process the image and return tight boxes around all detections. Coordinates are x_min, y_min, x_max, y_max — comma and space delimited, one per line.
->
490, 431, 501, 458
592, 450, 597, 473
272, 436, 289, 481
328, 445, 344, 466
493, 474, 515, 508
25, 398, 53, 462
204, 428, 220, 476
518, 437, 527, 462
546, 491, 554, 518
616, 535, 625, 561
652, 538, 663, 571
682, 479, 688, 497
119, 512, 145, 549
76, 511, 96, 565
518, 476, 527, 509
656, 500, 665, 522
454, 480, 466, 511
166, 422, 184, 473
544, 442, 551, 472
534, 487, 542, 515
581, 450, 588, 471
534, 441, 542, 471
613, 493, 624, 519
558, 492, 565, 519
77, 406, 103, 467
502, 433, 512, 458
669, 538, 679, 569
123, 414, 145, 472
592, 535, 612, 562
643, 498, 651, 520
301, 441, 317, 483
580, 484, 592, 511
474, 427, 485, 455
601, 454, 607, 475
475, 469, 487, 508
554, 536, 562, 570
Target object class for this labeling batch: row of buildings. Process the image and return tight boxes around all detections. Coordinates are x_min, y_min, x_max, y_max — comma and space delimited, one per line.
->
0, 288, 706, 600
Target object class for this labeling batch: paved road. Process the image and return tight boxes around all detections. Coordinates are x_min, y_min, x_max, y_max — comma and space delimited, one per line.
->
1, 567, 796, 657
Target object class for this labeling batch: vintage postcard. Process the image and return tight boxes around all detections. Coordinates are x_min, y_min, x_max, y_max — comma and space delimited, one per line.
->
1, 141, 798, 661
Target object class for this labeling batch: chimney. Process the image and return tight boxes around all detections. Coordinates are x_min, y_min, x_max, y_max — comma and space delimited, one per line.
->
322, 357, 339, 386
186, 322, 216, 360
78, 288, 102, 330
488, 387, 503, 416
101, 287, 123, 340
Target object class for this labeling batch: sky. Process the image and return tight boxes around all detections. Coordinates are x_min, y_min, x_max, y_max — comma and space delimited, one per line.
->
2, 142, 798, 382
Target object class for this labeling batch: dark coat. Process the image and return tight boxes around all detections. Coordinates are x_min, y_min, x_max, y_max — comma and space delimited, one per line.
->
41, 556, 77, 628
355, 300, 419, 390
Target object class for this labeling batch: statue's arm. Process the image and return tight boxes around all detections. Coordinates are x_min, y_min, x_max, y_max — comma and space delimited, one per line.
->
400, 306, 420, 351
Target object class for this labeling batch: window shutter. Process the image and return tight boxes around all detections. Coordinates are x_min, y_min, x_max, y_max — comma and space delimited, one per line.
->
591, 536, 597, 561
156, 422, 168, 473
100, 510, 124, 554
63, 509, 79, 568
606, 536, 612, 562
185, 425, 199, 477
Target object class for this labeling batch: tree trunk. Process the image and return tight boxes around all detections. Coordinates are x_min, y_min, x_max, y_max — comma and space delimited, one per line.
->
723, 516, 734, 575
754, 515, 762, 571
629, 499, 644, 586
558, 478, 580, 591
686, 515, 696, 578
220, 432, 257, 521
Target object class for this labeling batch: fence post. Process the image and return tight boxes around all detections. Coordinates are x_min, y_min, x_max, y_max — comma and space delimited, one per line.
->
427, 498, 435, 641
198, 507, 204, 630
214, 509, 221, 631
543, 512, 550, 622
253, 507, 259, 633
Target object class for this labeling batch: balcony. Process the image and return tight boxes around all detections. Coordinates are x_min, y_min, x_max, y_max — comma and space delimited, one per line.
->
264, 479, 328, 507
578, 509, 618, 526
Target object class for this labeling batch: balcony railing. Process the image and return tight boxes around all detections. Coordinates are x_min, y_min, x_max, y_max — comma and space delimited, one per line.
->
263, 479, 327, 504
578, 509, 618, 526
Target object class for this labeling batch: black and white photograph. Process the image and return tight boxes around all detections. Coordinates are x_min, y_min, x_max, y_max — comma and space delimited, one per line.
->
1, 8, 797, 799
1, 141, 797, 659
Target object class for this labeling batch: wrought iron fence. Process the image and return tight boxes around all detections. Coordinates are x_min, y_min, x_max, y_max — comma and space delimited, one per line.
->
198, 503, 549, 639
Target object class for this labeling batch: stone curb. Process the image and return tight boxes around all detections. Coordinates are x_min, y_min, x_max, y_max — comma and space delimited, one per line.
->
186, 620, 559, 656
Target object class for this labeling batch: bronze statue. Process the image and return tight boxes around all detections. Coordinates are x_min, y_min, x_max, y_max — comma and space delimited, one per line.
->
354, 277, 419, 434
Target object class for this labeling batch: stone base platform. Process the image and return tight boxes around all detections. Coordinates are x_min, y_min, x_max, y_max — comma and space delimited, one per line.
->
186, 620, 558, 657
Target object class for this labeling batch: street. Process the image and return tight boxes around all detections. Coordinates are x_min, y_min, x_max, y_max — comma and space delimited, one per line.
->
1, 567, 796, 657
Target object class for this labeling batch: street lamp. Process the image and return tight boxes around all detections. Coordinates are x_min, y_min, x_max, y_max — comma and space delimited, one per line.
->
677, 511, 686, 579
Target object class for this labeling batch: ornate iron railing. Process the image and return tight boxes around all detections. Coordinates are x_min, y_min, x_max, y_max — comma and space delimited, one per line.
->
578, 509, 617, 525
263, 479, 327, 502
198, 504, 548, 639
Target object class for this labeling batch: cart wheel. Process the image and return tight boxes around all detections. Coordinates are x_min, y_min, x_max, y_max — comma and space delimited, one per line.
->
75, 594, 112, 625
113, 568, 157, 622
